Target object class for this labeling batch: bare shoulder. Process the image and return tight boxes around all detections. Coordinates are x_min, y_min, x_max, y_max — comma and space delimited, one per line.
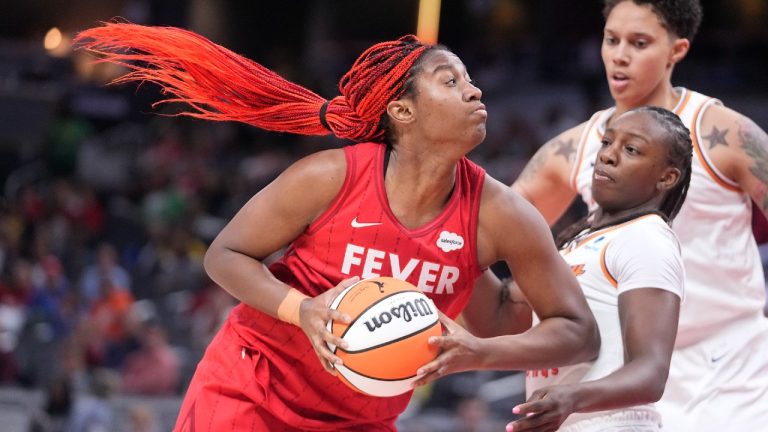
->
699, 104, 767, 176
477, 175, 556, 268
514, 121, 588, 188
277, 148, 347, 195
701, 104, 768, 210
283, 147, 347, 184
261, 147, 348, 222
511, 121, 588, 223
209, 147, 348, 260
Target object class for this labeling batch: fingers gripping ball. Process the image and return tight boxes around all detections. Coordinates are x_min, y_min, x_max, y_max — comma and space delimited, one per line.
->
326, 277, 442, 397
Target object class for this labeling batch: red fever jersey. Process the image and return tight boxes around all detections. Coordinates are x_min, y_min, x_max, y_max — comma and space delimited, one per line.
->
199, 143, 485, 431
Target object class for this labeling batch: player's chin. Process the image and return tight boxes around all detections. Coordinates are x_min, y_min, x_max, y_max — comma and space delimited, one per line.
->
471, 127, 487, 146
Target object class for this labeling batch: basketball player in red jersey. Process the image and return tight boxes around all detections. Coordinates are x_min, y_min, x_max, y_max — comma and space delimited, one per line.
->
77, 25, 600, 431
480, 1, 768, 430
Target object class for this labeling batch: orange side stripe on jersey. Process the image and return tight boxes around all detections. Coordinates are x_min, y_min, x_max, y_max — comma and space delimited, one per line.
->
570, 113, 602, 192
690, 99, 741, 193
674, 90, 692, 116
599, 242, 618, 288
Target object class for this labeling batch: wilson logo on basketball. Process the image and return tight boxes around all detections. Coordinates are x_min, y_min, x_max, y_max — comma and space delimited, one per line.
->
363, 297, 435, 332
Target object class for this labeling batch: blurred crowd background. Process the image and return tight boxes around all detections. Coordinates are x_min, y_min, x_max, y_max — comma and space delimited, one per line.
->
0, 1, 766, 431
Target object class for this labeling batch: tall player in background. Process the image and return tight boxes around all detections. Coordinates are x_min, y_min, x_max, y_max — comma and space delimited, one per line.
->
76, 25, 599, 431
509, 0, 768, 429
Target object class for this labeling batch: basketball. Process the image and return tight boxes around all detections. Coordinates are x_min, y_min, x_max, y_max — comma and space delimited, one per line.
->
326, 276, 443, 397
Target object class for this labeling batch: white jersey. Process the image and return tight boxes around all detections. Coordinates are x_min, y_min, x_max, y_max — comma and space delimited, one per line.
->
569, 88, 768, 430
571, 88, 765, 348
526, 214, 684, 430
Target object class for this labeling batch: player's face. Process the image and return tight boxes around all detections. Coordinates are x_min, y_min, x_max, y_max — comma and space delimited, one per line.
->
592, 111, 677, 213
407, 50, 487, 149
601, 1, 678, 107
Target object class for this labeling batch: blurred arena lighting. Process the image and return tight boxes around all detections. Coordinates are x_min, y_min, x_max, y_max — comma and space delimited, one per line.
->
43, 27, 62, 50
417, 0, 440, 44
44, 26, 71, 57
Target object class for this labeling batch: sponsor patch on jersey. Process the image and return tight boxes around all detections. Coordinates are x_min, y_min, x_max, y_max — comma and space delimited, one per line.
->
585, 235, 606, 251
437, 231, 464, 252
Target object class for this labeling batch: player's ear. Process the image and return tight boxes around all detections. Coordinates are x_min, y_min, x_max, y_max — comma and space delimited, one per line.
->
387, 99, 415, 125
658, 166, 681, 191
669, 38, 690, 67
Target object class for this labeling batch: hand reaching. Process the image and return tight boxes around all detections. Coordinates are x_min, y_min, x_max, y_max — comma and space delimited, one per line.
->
411, 311, 485, 387
506, 384, 578, 432
298, 276, 360, 374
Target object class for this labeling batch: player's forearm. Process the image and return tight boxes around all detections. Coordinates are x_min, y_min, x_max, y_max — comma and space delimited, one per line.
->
203, 241, 293, 317
567, 359, 669, 413
478, 315, 599, 370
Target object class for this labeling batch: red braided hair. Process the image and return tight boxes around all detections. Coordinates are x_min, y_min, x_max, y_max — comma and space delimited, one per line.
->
75, 22, 430, 142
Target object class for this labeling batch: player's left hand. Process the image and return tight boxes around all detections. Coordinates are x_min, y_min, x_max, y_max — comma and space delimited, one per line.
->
411, 311, 484, 387
505, 385, 577, 432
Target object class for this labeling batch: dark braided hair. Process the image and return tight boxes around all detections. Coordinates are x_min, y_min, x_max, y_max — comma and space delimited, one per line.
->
603, 0, 703, 41
378, 43, 450, 146
556, 106, 692, 248
75, 23, 438, 144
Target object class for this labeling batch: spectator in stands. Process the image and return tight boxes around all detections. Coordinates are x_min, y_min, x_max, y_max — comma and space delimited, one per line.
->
0, 259, 32, 383
120, 322, 180, 395
80, 243, 131, 307
65, 368, 118, 432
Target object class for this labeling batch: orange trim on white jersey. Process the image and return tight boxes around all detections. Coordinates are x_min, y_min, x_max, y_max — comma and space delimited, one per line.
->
599, 241, 618, 288
673, 89, 692, 116
563, 214, 660, 255
690, 98, 741, 192
561, 214, 661, 286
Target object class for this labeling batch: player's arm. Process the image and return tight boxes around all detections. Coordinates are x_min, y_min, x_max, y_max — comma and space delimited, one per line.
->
511, 124, 585, 224
701, 105, 768, 218
477, 180, 599, 369
509, 288, 680, 432
203, 148, 356, 372
509, 228, 683, 431
413, 181, 598, 384
580, 288, 680, 408
462, 269, 532, 337
462, 124, 589, 337
463, 178, 600, 370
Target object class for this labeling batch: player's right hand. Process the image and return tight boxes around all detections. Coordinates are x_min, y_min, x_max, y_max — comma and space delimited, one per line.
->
412, 311, 484, 386
298, 276, 359, 374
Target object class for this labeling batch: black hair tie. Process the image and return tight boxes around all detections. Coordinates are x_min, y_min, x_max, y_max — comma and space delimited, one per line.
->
319, 100, 331, 131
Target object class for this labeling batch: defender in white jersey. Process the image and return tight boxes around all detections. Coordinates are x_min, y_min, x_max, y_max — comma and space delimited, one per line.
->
510, 1, 768, 430
507, 107, 689, 432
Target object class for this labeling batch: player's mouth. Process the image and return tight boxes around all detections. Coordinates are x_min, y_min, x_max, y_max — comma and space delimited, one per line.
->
609, 72, 630, 91
593, 167, 615, 183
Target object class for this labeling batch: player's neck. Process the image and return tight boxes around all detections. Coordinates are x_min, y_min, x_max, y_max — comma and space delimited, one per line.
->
591, 202, 663, 232
384, 149, 457, 229
613, 84, 682, 119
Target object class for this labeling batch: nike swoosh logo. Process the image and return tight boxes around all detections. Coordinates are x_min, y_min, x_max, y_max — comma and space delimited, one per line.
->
351, 217, 382, 228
